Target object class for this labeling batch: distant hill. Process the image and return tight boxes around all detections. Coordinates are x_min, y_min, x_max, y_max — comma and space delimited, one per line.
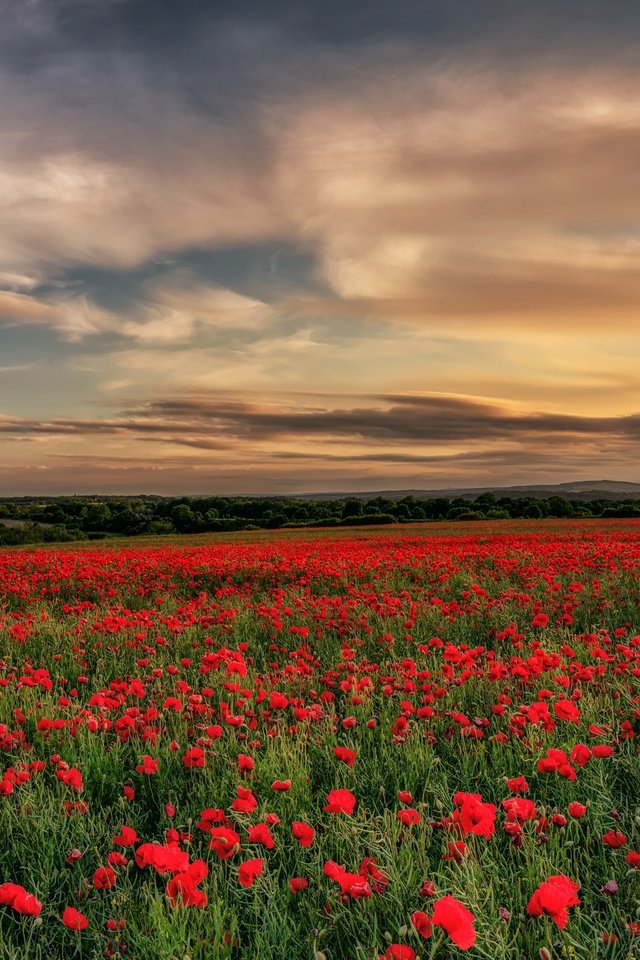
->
297, 480, 640, 502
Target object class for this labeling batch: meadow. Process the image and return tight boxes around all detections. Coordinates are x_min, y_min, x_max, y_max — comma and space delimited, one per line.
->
2, 521, 640, 959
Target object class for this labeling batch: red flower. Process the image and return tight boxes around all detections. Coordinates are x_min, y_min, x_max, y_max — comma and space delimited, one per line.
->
238, 858, 264, 888
166, 861, 208, 908
431, 895, 476, 950
505, 776, 529, 794
410, 910, 433, 938
323, 789, 356, 815
626, 851, 640, 869
527, 874, 581, 929
532, 613, 549, 628
183, 747, 205, 768
289, 877, 308, 894
93, 866, 117, 890
568, 802, 587, 819
62, 906, 88, 930
333, 746, 357, 765
209, 827, 241, 860
231, 786, 258, 814
135, 842, 190, 873
323, 860, 372, 899
397, 808, 421, 826
382, 947, 415, 960
247, 823, 275, 849
554, 699, 580, 722
397, 790, 413, 804
113, 825, 138, 847
135, 755, 158, 775
456, 795, 496, 839
602, 830, 627, 848
271, 779, 292, 791
0, 882, 42, 916
292, 821, 315, 847
107, 851, 128, 868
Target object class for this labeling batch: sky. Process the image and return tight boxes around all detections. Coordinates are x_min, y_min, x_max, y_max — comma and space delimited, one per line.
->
1, 0, 640, 495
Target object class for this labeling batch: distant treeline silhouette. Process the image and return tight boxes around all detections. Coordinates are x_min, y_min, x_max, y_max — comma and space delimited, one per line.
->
1, 493, 639, 544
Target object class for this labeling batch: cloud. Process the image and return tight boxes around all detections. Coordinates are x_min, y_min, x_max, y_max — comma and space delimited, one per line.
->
3, 391, 640, 447
0, 274, 274, 342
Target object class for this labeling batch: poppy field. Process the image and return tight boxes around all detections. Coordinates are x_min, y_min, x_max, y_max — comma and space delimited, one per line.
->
2, 524, 640, 959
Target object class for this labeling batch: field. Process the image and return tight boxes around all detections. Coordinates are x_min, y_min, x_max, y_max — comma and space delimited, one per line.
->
2, 522, 640, 959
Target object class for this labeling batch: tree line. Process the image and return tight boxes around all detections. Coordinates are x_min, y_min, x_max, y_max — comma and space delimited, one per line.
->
0, 492, 640, 545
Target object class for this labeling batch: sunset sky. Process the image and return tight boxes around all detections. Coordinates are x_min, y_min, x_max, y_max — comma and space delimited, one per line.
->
1, 0, 639, 495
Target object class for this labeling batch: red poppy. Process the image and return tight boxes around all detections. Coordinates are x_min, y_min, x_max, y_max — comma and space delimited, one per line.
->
431, 895, 476, 949
410, 910, 433, 938
527, 875, 581, 928
93, 866, 117, 890
292, 821, 315, 847
333, 747, 357, 765
568, 802, 587, 819
238, 858, 264, 888
602, 830, 627, 848
323, 789, 356, 815
247, 823, 275, 849
271, 779, 292, 791
113, 825, 138, 847
209, 827, 241, 860
62, 906, 89, 930
135, 755, 159, 775
183, 747, 206, 768
0, 882, 42, 917
381, 947, 415, 960
289, 877, 308, 894
323, 860, 372, 899
397, 808, 421, 826
231, 786, 258, 814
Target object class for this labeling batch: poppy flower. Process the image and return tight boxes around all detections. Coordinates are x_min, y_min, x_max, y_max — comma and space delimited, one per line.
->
602, 830, 627, 848
323, 861, 372, 899
323, 789, 356, 815
397, 808, 421, 826
209, 827, 241, 860
431, 895, 476, 949
113, 825, 138, 847
135, 842, 190, 873
271, 779, 292, 791
166, 861, 208, 908
292, 821, 315, 847
0, 882, 42, 917
183, 747, 205, 768
410, 910, 433, 938
135, 755, 159, 775
93, 866, 117, 890
107, 851, 128, 868
62, 906, 89, 930
333, 747, 357, 765
381, 947, 415, 960
527, 874, 581, 928
238, 858, 264, 888
247, 823, 275, 849
231, 786, 258, 814
359, 857, 389, 893
568, 802, 587, 819
289, 877, 308, 894
505, 776, 529, 794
